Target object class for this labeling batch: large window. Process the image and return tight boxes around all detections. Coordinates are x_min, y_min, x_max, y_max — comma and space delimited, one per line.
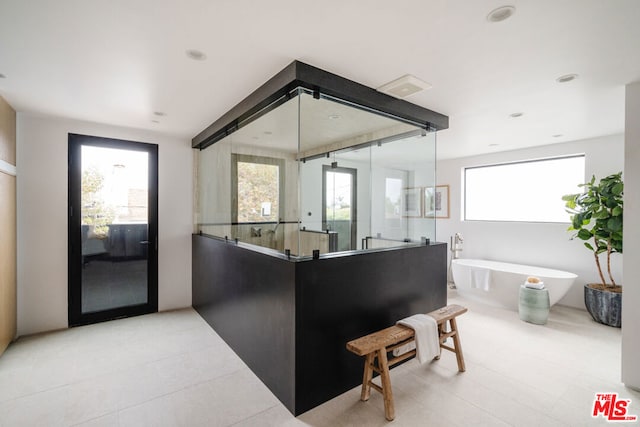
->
464, 155, 585, 223
232, 154, 283, 223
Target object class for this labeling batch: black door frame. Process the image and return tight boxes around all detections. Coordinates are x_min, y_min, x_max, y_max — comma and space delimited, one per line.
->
68, 133, 158, 327
321, 164, 357, 250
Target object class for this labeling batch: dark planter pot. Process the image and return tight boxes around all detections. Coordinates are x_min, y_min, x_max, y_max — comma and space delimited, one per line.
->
584, 284, 622, 328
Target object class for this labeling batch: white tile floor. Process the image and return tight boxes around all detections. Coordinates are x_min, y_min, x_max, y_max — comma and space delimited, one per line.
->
1, 291, 638, 426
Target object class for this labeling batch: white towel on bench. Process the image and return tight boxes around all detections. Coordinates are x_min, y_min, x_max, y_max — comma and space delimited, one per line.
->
396, 314, 440, 363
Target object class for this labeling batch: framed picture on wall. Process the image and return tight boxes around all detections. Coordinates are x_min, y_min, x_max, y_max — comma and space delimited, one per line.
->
402, 187, 423, 217
424, 185, 450, 219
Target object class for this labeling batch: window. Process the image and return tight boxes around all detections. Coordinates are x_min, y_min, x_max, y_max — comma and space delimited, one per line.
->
464, 155, 585, 223
322, 165, 357, 251
325, 169, 354, 221
232, 154, 283, 223
385, 178, 402, 219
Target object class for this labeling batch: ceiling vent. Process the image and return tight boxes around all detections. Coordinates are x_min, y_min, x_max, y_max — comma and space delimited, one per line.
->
377, 74, 432, 98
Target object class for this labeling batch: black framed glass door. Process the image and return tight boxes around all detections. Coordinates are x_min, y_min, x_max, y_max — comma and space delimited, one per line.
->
68, 133, 158, 326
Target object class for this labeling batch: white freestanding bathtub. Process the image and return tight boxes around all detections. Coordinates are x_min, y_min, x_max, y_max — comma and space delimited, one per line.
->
451, 259, 577, 310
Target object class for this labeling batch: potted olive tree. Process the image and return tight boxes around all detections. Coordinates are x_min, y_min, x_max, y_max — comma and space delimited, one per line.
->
562, 172, 623, 327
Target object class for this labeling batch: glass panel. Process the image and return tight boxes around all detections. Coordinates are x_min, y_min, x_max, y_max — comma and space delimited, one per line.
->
298, 92, 435, 253
196, 94, 300, 253
81, 145, 148, 313
196, 134, 233, 239
195, 89, 437, 257
370, 130, 436, 248
298, 155, 327, 254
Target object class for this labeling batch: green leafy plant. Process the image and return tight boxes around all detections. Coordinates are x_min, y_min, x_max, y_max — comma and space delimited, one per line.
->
82, 166, 115, 238
562, 172, 623, 290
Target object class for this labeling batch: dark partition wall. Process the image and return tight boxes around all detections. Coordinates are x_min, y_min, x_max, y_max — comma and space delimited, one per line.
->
192, 234, 447, 415
294, 244, 447, 413
192, 235, 296, 410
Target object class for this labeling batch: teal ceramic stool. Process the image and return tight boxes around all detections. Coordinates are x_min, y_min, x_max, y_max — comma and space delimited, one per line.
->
519, 285, 550, 325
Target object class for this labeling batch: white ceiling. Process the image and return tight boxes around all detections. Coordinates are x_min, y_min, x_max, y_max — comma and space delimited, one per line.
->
1, 0, 639, 159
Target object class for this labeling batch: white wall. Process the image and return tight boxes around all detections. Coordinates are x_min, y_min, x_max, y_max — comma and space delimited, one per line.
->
16, 114, 193, 336
622, 82, 640, 389
436, 134, 624, 309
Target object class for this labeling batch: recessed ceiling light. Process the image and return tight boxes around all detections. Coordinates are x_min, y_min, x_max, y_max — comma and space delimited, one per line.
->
489, 143, 500, 147
487, 6, 516, 23
509, 112, 524, 118
0, 73, 6, 79
378, 74, 432, 98
556, 74, 578, 83
328, 114, 341, 120
186, 49, 207, 61
552, 134, 563, 138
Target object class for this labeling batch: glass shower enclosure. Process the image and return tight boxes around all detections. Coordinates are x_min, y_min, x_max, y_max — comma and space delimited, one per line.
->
195, 90, 437, 257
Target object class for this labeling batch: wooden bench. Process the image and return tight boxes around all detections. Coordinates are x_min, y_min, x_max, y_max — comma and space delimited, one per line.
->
346, 304, 467, 421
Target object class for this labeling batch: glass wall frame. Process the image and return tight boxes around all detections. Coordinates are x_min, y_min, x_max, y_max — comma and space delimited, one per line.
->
195, 87, 438, 258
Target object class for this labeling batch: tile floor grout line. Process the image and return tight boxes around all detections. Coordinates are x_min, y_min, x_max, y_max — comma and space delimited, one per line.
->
397, 377, 506, 426
69, 409, 119, 427
443, 380, 570, 427
114, 367, 247, 413
409, 360, 559, 417
0, 381, 70, 407
471, 359, 573, 403
226, 403, 282, 427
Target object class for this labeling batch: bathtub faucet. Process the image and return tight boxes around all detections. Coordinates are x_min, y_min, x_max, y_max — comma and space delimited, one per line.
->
451, 233, 464, 260
448, 233, 463, 289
